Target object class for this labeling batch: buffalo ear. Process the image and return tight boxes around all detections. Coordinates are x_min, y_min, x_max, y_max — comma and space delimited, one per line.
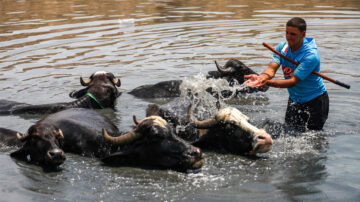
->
69, 88, 88, 99
10, 148, 29, 161
113, 88, 122, 98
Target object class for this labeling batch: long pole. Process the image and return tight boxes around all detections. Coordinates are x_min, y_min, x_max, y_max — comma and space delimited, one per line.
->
262, 42, 350, 89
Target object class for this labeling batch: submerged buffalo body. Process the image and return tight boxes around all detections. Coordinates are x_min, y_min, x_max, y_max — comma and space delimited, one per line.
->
129, 59, 268, 99
2, 108, 203, 172
0, 71, 121, 115
128, 80, 182, 98
146, 99, 273, 155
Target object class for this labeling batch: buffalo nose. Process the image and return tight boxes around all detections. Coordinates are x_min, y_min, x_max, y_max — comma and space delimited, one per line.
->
48, 149, 66, 161
257, 132, 273, 145
190, 147, 202, 157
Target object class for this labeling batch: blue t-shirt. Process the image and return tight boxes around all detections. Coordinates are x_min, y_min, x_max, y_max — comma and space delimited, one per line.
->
271, 37, 326, 103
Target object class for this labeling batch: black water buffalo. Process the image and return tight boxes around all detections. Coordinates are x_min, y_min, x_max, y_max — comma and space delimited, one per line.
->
146, 99, 273, 155
101, 115, 204, 172
0, 71, 121, 115
2, 108, 204, 172
8, 108, 120, 168
128, 59, 268, 99
208, 59, 269, 95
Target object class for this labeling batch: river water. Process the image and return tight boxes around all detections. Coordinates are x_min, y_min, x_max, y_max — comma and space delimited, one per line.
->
0, 0, 359, 201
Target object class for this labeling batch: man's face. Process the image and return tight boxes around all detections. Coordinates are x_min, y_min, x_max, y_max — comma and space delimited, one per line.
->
286, 26, 305, 49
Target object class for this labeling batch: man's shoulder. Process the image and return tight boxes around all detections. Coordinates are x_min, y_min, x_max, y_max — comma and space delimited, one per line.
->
302, 49, 320, 62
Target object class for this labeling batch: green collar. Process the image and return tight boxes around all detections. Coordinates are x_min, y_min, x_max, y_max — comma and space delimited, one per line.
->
85, 92, 105, 109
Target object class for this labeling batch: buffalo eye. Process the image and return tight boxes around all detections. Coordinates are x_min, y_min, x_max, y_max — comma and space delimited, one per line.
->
55, 130, 64, 140
57, 138, 64, 147
54, 130, 64, 147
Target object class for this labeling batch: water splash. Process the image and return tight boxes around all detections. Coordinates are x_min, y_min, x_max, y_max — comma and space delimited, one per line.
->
179, 72, 250, 101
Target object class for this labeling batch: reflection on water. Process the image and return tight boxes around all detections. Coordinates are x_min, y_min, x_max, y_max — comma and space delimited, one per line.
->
1, 0, 360, 201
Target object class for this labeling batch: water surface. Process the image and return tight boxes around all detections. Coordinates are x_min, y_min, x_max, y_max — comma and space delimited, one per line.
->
0, 0, 360, 201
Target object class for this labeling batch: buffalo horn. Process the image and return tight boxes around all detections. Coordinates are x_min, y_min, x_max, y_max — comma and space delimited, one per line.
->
214, 60, 235, 74
80, 77, 92, 86
187, 104, 193, 123
188, 103, 219, 129
106, 73, 121, 87
133, 115, 140, 125
103, 128, 142, 146
112, 78, 121, 87
193, 118, 218, 129
16, 132, 30, 142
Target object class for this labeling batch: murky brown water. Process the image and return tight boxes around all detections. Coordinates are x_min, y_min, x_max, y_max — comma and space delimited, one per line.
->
1, 0, 360, 201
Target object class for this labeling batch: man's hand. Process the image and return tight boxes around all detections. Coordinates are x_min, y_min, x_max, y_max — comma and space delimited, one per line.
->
244, 74, 268, 87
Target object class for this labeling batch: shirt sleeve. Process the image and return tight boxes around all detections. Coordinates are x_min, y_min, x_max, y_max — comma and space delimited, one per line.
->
271, 43, 283, 65
293, 52, 319, 80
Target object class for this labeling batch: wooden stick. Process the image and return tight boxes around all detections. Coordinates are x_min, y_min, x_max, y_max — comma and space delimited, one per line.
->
262, 42, 350, 89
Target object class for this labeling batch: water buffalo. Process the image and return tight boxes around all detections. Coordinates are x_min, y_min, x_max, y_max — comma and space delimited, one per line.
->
188, 105, 273, 155
2, 108, 204, 172
8, 108, 120, 168
208, 59, 269, 95
128, 59, 268, 99
146, 98, 273, 155
0, 71, 121, 115
101, 115, 204, 172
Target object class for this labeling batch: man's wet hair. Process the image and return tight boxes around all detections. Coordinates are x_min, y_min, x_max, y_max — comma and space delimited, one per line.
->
286, 17, 307, 32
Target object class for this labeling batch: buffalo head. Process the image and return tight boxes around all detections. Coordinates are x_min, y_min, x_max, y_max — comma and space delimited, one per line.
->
207, 59, 257, 84
102, 115, 204, 172
206, 59, 269, 95
10, 123, 66, 167
188, 105, 273, 155
69, 71, 122, 108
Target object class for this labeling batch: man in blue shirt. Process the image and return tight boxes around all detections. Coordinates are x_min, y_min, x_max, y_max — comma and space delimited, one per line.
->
244, 17, 329, 131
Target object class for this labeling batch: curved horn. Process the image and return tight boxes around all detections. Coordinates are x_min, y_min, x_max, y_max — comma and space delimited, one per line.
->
187, 104, 193, 123
80, 77, 92, 86
106, 73, 121, 87
214, 60, 235, 74
17, 132, 30, 142
103, 128, 143, 146
112, 77, 121, 87
193, 118, 218, 129
133, 115, 140, 125
188, 103, 218, 129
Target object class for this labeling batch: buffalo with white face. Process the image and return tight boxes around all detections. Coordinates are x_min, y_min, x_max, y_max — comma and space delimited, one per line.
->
188, 106, 273, 155
146, 98, 273, 155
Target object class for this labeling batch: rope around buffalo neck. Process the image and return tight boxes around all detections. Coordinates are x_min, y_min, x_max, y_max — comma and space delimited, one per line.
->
85, 92, 105, 109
